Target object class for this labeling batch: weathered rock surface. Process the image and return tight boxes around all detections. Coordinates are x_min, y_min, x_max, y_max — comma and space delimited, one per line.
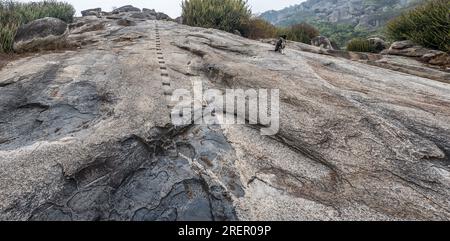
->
14, 17, 69, 53
261, 39, 449, 83
383, 40, 450, 68
1, 12, 450, 221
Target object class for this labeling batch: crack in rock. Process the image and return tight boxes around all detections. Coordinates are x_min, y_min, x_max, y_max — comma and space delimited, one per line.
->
27, 124, 241, 221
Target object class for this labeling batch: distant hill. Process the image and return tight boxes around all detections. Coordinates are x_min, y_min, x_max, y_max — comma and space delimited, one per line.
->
260, 0, 423, 29
260, 0, 424, 46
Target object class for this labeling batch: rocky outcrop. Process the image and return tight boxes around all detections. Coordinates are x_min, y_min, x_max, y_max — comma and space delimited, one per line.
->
311, 36, 334, 50
13, 17, 69, 53
368, 37, 388, 53
1, 11, 450, 221
383, 40, 450, 68
129, 12, 156, 20
80, 6, 172, 21
128, 11, 171, 21
112, 5, 141, 14
175, 16, 183, 24
141, 9, 171, 20
387, 40, 434, 57
156, 12, 171, 21
81, 8, 102, 17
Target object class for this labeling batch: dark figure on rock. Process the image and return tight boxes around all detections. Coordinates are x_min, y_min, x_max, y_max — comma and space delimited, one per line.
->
275, 35, 287, 54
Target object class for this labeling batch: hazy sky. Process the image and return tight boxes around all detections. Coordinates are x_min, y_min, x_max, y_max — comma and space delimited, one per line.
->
18, 0, 304, 18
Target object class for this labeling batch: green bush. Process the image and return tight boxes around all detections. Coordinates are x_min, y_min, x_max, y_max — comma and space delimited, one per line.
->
241, 18, 277, 39
386, 0, 450, 52
0, 22, 18, 52
0, 0, 75, 53
181, 0, 251, 33
347, 38, 376, 53
278, 22, 319, 44
313, 21, 374, 49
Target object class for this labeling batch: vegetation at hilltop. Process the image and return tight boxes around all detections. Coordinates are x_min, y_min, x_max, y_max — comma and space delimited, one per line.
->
181, 0, 251, 33
386, 0, 449, 52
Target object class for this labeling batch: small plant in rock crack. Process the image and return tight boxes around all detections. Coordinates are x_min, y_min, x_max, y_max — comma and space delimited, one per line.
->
97, 91, 115, 103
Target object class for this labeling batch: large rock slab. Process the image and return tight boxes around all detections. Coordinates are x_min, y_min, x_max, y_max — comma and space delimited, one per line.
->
1, 14, 450, 221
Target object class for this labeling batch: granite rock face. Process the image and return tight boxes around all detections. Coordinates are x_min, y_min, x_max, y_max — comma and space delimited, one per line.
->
1, 12, 450, 221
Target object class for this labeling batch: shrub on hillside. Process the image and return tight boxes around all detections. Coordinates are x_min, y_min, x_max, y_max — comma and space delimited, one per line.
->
0, 22, 18, 52
0, 0, 75, 53
278, 23, 319, 44
347, 38, 376, 53
313, 21, 373, 49
386, 0, 449, 52
181, 0, 251, 33
241, 18, 277, 39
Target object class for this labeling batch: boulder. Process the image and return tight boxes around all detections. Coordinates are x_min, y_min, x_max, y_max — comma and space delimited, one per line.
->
142, 8, 157, 15
156, 12, 171, 20
81, 8, 101, 17
127, 8, 171, 21
384, 41, 427, 57
112, 5, 141, 14
311, 36, 334, 50
368, 37, 388, 53
14, 17, 68, 53
175, 16, 183, 24
390, 40, 414, 49
383, 40, 449, 67
426, 52, 450, 67
129, 12, 156, 20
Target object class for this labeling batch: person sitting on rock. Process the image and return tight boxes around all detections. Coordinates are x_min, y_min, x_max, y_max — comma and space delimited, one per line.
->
275, 35, 287, 54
